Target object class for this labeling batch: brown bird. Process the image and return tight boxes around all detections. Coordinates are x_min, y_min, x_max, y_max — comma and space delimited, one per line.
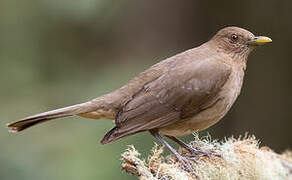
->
7, 27, 272, 169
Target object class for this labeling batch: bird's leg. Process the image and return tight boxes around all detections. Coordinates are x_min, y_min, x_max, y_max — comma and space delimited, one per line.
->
149, 130, 195, 173
166, 136, 210, 157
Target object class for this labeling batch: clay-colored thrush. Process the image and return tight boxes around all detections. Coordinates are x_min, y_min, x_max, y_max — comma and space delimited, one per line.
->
7, 27, 272, 169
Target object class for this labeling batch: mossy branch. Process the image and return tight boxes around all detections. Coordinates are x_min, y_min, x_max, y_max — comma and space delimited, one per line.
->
121, 134, 292, 180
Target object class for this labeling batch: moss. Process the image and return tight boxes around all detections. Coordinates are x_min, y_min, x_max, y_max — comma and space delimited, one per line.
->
121, 134, 292, 180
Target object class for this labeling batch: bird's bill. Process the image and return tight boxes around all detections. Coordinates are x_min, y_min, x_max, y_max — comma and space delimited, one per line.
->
248, 36, 272, 46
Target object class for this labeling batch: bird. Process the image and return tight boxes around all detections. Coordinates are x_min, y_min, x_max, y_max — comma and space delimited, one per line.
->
7, 26, 272, 170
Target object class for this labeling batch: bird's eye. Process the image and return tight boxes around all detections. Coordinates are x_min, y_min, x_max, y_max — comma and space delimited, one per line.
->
231, 34, 238, 41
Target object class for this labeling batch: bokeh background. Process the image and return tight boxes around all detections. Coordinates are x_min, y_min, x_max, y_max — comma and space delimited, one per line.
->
1, 0, 291, 179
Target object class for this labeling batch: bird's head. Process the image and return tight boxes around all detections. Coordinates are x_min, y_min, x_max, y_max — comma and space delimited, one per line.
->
210, 27, 272, 61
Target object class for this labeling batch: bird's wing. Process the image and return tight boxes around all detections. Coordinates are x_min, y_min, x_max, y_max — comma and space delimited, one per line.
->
101, 59, 231, 144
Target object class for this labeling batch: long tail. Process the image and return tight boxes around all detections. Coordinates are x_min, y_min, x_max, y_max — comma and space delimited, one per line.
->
7, 102, 97, 132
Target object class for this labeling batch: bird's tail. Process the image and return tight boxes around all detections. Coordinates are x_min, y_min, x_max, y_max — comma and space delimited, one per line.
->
7, 102, 97, 132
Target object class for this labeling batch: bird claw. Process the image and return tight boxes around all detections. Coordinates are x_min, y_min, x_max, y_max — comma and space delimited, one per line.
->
177, 156, 199, 178
188, 148, 210, 156
185, 147, 221, 158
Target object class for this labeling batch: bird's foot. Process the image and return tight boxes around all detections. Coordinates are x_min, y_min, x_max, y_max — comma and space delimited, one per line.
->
150, 133, 200, 178
187, 148, 210, 156
175, 155, 199, 178
184, 147, 221, 159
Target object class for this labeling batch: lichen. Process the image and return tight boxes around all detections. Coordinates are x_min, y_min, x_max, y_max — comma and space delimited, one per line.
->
121, 134, 292, 180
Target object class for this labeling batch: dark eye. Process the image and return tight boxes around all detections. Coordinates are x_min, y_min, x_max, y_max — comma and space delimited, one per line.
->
231, 34, 238, 41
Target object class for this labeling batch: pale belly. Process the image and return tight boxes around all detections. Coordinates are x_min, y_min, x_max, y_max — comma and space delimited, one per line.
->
158, 68, 244, 137
158, 98, 231, 136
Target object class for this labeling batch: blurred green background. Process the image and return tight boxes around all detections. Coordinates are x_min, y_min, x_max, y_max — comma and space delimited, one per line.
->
1, 0, 291, 179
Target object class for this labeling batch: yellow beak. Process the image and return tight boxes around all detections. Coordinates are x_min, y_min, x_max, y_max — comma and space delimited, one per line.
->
248, 36, 272, 45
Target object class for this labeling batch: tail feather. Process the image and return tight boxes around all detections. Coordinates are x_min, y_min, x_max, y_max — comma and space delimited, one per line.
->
7, 102, 95, 132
